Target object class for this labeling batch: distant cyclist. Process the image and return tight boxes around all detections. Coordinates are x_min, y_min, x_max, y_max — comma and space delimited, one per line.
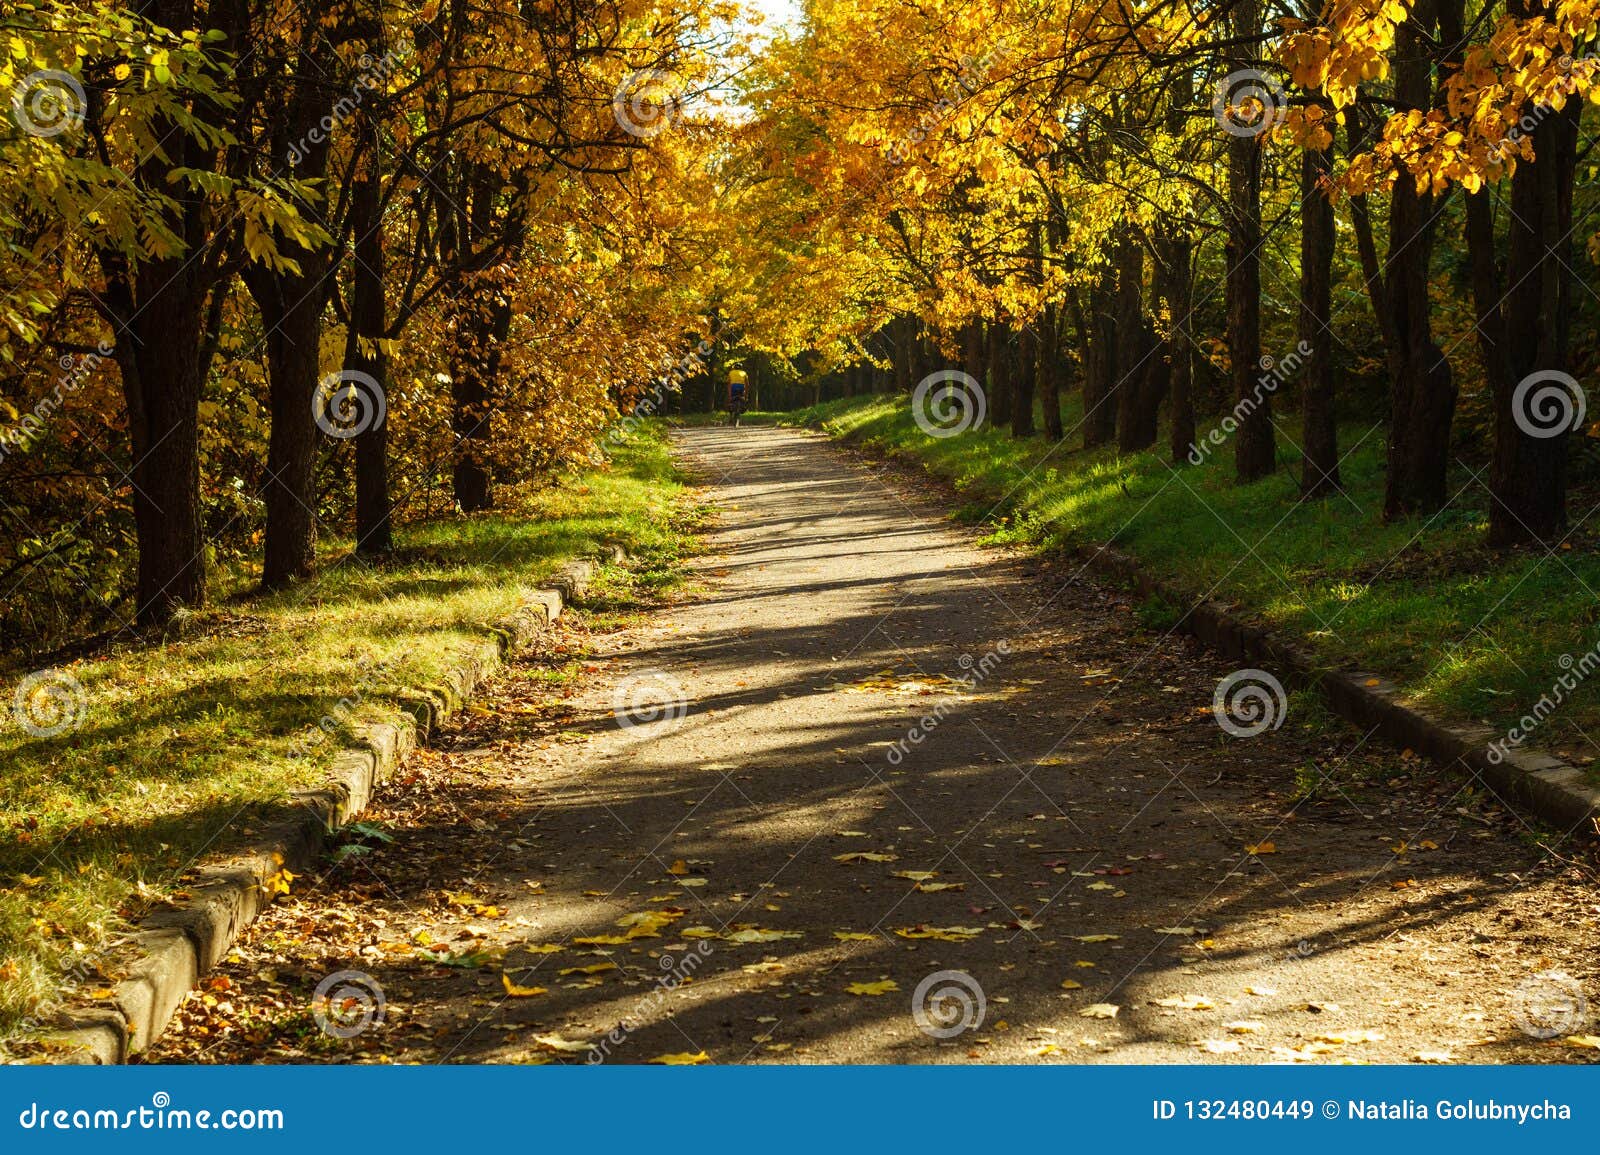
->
727, 366, 748, 426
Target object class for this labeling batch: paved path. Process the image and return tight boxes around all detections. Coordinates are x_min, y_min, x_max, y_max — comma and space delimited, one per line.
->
150, 425, 1598, 1064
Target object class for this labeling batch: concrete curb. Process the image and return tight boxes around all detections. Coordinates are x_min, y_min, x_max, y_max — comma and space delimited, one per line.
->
1081, 542, 1600, 837
32, 556, 612, 1064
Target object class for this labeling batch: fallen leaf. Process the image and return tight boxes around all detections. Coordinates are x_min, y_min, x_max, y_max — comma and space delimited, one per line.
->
1059, 979, 1083, 990
1414, 1050, 1455, 1063
1153, 994, 1215, 1010
665, 860, 690, 876
1070, 934, 1120, 943
846, 980, 899, 996
501, 973, 547, 998
892, 870, 937, 881
1245, 841, 1276, 855
833, 852, 897, 863
1080, 1003, 1120, 1019
1196, 1039, 1241, 1054
557, 963, 617, 976
648, 1051, 709, 1065
1224, 1020, 1263, 1034
532, 1034, 592, 1053
833, 931, 876, 941
1564, 1035, 1600, 1050
724, 927, 801, 943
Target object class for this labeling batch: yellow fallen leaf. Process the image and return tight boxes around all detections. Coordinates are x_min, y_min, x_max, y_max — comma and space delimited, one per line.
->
1059, 979, 1083, 990
894, 926, 983, 942
1032, 1043, 1061, 1056
522, 943, 563, 954
834, 931, 876, 941
533, 1034, 592, 1053
916, 881, 965, 892
1245, 841, 1276, 855
1196, 1038, 1241, 1054
1070, 934, 1119, 943
1243, 985, 1277, 996
892, 870, 937, 881
665, 860, 690, 876
557, 963, 617, 976
648, 1051, 709, 1065
1224, 1020, 1263, 1034
1564, 1035, 1600, 1049
1415, 1050, 1454, 1063
1152, 926, 1201, 936
501, 973, 547, 998
833, 852, 897, 863
1314, 1029, 1385, 1044
1074, 960, 1097, 968
573, 934, 631, 945
1080, 1003, 1120, 1019
1086, 881, 1116, 891
846, 980, 899, 996
724, 927, 801, 943
1153, 994, 1215, 1010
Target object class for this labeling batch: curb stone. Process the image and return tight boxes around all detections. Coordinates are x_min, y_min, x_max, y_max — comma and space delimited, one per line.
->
29, 556, 610, 1064
1082, 542, 1600, 837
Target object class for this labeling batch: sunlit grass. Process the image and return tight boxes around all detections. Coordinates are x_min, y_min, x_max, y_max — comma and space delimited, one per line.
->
0, 424, 693, 1033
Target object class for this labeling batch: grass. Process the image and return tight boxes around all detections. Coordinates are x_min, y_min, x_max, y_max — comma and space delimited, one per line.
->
0, 422, 697, 1034
782, 394, 1600, 786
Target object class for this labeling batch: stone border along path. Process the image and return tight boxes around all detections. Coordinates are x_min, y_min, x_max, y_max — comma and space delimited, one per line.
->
800, 422, 1600, 842
32, 556, 613, 1064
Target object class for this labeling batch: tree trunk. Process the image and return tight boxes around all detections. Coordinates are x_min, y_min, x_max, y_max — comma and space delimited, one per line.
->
1159, 236, 1196, 464
1484, 9, 1578, 545
1082, 267, 1118, 448
1382, 2, 1454, 519
1039, 304, 1064, 441
1116, 234, 1157, 452
1012, 325, 1037, 437
1227, 0, 1275, 483
1299, 139, 1341, 498
350, 160, 392, 555
110, 264, 208, 625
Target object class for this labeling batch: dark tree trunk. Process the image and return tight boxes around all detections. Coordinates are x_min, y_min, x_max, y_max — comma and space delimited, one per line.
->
1039, 304, 1064, 441
1481, 4, 1578, 545
109, 263, 208, 625
991, 327, 1014, 428
1012, 325, 1037, 437
350, 161, 392, 555
1116, 234, 1157, 452
1299, 139, 1341, 498
252, 270, 326, 588
1226, 0, 1275, 483
452, 292, 509, 513
1158, 236, 1196, 464
1082, 267, 1118, 448
894, 315, 913, 392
